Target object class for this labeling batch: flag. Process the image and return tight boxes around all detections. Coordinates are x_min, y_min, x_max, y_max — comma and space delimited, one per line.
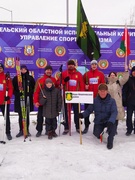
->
120, 27, 130, 56
77, 0, 101, 61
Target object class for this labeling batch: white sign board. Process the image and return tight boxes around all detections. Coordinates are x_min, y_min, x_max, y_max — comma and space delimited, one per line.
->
65, 91, 93, 104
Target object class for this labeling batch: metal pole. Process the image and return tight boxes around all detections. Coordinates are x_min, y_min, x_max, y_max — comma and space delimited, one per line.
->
66, 0, 69, 26
0, 6, 13, 21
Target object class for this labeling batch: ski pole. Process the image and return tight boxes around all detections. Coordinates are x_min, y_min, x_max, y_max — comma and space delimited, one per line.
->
38, 82, 46, 98
26, 80, 31, 141
79, 103, 82, 145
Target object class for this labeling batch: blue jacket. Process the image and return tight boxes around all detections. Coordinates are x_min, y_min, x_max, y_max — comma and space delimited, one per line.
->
82, 94, 117, 124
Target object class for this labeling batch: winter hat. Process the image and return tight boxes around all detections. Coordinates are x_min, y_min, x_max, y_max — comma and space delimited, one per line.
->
67, 59, 75, 66
0, 63, 4, 70
98, 83, 108, 91
45, 78, 53, 84
21, 65, 27, 70
44, 65, 53, 71
131, 66, 135, 72
91, 60, 98, 65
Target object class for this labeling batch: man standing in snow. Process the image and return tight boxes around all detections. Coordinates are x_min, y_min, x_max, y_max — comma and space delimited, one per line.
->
12, 65, 35, 137
79, 83, 117, 149
34, 65, 57, 137
82, 60, 105, 134
0, 63, 13, 140
59, 59, 85, 134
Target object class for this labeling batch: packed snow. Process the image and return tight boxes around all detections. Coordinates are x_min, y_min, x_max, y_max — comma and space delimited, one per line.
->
0, 112, 135, 180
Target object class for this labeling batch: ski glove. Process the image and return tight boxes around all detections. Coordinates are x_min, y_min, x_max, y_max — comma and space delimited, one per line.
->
19, 92, 23, 96
64, 76, 70, 82
79, 113, 83, 119
107, 122, 113, 133
5, 96, 10, 101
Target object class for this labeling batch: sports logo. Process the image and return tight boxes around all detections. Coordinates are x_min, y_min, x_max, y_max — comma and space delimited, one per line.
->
55, 46, 66, 57
116, 48, 125, 58
36, 58, 47, 68
98, 60, 109, 69
24, 45, 34, 56
79, 21, 88, 38
4, 57, 15, 68
65, 92, 72, 101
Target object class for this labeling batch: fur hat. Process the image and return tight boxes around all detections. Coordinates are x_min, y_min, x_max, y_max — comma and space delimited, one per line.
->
131, 66, 135, 72
44, 65, 53, 71
91, 60, 98, 65
67, 60, 75, 66
45, 78, 53, 84
98, 83, 108, 91
0, 63, 4, 70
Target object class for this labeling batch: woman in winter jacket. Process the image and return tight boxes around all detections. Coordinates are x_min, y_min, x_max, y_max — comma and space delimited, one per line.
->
106, 67, 129, 134
39, 78, 62, 139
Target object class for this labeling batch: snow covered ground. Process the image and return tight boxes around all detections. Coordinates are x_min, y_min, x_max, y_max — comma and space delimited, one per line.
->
0, 113, 135, 180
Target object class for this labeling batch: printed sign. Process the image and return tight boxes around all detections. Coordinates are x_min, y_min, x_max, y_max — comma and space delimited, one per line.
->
65, 91, 93, 104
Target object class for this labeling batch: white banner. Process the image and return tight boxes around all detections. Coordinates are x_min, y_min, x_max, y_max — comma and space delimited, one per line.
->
65, 91, 93, 104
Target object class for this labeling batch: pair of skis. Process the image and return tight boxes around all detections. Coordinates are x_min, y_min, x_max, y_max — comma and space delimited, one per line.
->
15, 57, 30, 142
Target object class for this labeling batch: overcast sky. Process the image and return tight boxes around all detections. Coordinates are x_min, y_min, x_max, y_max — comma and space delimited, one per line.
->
0, 0, 135, 26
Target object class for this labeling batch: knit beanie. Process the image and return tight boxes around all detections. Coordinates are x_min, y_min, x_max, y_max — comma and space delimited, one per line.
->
45, 65, 53, 71
45, 78, 53, 84
0, 63, 4, 70
91, 60, 98, 65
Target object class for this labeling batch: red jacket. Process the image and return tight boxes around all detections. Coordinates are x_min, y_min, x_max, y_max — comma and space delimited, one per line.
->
83, 69, 105, 97
62, 69, 85, 91
0, 72, 13, 105
34, 74, 57, 104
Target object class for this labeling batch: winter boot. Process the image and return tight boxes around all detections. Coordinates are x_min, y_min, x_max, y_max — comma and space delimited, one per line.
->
82, 127, 89, 134
48, 131, 53, 140
6, 134, 12, 140
52, 131, 58, 138
62, 129, 69, 135
16, 131, 23, 138
107, 142, 113, 150
36, 131, 41, 137
115, 120, 118, 135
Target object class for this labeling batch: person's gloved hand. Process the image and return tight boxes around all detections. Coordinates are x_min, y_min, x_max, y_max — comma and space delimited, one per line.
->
19, 92, 23, 96
79, 113, 83, 119
107, 122, 113, 133
64, 76, 70, 82
5, 96, 10, 101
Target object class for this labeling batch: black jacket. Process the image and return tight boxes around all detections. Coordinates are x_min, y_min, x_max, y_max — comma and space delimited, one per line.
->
12, 71, 35, 112
122, 75, 135, 106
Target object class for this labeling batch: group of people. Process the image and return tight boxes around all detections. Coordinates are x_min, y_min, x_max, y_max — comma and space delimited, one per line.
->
0, 59, 135, 150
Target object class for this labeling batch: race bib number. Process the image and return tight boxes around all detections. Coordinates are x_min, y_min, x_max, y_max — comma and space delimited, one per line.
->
69, 80, 77, 86
0, 84, 4, 91
89, 78, 98, 84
